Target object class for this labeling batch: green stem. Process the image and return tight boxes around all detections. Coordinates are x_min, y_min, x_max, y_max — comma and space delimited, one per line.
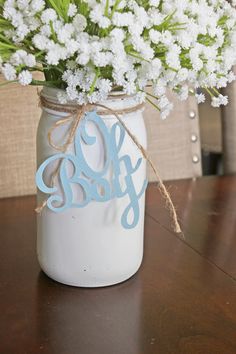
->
165, 65, 178, 72
49, 21, 57, 42
146, 97, 160, 111
0, 34, 12, 45
31, 79, 59, 87
35, 51, 45, 58
204, 87, 215, 98
212, 87, 220, 96
127, 51, 150, 63
29, 66, 44, 72
43, 65, 64, 74
0, 80, 18, 87
89, 69, 100, 95
110, 0, 122, 19
141, 89, 159, 101
0, 42, 19, 50
105, 0, 109, 17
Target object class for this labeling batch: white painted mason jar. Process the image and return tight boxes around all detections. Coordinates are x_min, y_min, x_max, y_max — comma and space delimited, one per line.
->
36, 87, 147, 287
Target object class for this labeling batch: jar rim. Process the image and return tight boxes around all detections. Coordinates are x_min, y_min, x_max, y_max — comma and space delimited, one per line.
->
41, 87, 135, 103
40, 87, 143, 117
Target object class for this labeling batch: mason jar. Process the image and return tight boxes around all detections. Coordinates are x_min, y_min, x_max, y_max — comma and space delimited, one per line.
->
36, 87, 147, 287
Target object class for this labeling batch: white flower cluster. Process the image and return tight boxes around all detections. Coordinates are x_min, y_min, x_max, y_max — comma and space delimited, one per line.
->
1, 0, 236, 117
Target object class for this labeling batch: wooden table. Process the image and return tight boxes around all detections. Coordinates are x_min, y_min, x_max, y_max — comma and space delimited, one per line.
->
1, 175, 236, 354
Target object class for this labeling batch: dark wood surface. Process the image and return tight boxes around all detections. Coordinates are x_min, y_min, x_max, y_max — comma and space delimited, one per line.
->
0, 175, 236, 354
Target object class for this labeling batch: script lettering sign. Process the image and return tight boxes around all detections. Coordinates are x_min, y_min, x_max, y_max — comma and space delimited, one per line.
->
36, 111, 147, 229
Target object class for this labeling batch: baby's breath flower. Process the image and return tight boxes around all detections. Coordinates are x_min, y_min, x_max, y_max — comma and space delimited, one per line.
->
68, 4, 77, 18
41, 8, 57, 24
18, 70, 32, 85
1, 63, 17, 80
196, 93, 206, 104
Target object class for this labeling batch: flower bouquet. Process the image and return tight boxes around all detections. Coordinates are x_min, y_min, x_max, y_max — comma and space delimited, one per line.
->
1, 0, 236, 287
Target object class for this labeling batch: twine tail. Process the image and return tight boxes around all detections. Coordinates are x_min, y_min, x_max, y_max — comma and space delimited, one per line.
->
144, 149, 182, 234
35, 199, 47, 214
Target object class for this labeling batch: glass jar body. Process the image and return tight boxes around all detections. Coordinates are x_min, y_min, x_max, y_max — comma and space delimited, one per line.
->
36, 88, 147, 287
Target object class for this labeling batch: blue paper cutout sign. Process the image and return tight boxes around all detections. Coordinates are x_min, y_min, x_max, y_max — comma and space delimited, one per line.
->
36, 111, 148, 229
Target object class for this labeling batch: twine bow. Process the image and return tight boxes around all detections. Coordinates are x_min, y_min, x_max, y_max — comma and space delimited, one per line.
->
36, 94, 182, 234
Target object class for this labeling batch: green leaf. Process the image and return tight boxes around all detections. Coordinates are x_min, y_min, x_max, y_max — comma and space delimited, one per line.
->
46, 0, 64, 19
